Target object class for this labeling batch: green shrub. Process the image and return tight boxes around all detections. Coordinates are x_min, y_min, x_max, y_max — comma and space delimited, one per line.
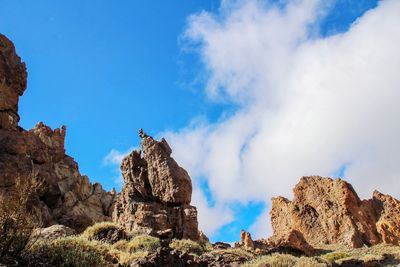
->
169, 239, 204, 255
81, 222, 125, 243
322, 251, 350, 263
115, 250, 148, 266
112, 239, 129, 251
127, 235, 160, 253
28, 236, 116, 267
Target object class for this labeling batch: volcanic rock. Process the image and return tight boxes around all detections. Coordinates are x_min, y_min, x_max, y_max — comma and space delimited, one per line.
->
112, 130, 200, 240
0, 33, 116, 232
270, 176, 400, 249
370, 190, 400, 245
0, 34, 27, 130
239, 230, 255, 251
29, 225, 76, 245
268, 229, 314, 256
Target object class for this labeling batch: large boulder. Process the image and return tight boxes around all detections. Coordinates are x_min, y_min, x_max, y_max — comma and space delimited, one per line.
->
270, 176, 400, 249
113, 130, 200, 240
0, 33, 116, 232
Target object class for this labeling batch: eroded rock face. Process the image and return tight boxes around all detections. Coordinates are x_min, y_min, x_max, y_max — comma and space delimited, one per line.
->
0, 33, 27, 130
371, 191, 400, 245
113, 131, 200, 240
0, 34, 116, 232
270, 176, 400, 249
239, 230, 255, 251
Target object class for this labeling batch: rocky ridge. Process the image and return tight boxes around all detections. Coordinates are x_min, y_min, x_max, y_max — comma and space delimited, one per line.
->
112, 129, 200, 240
2, 33, 400, 266
0, 33, 116, 232
269, 176, 400, 251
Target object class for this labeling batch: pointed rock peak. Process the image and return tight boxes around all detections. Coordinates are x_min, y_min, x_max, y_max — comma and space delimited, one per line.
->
113, 130, 200, 240
122, 129, 192, 204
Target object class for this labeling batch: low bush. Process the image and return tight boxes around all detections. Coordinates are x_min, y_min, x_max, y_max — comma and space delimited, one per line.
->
241, 254, 329, 267
127, 234, 160, 253
27, 236, 116, 267
114, 250, 148, 266
0, 174, 42, 264
81, 222, 126, 244
169, 239, 204, 255
322, 251, 350, 263
112, 239, 129, 251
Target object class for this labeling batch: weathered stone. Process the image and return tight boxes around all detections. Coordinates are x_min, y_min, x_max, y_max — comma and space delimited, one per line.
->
239, 230, 255, 251
213, 242, 231, 250
29, 225, 76, 245
0, 34, 27, 130
269, 176, 400, 250
371, 191, 400, 245
0, 34, 116, 233
113, 130, 200, 240
268, 229, 314, 256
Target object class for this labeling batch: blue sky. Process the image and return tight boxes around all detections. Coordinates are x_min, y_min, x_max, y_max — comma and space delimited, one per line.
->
0, 0, 386, 243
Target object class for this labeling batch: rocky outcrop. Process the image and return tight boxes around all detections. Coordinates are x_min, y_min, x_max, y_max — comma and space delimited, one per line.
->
0, 34, 27, 130
370, 190, 400, 245
238, 230, 255, 251
267, 229, 314, 256
29, 225, 76, 245
270, 176, 400, 249
112, 130, 200, 240
0, 33, 116, 232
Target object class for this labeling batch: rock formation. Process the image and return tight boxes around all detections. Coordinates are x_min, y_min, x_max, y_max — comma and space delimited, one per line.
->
269, 176, 400, 249
112, 130, 200, 240
238, 230, 255, 251
0, 33, 116, 232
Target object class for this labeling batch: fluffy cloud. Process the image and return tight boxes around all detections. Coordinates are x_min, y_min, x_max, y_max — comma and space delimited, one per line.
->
165, 0, 400, 238
103, 147, 135, 185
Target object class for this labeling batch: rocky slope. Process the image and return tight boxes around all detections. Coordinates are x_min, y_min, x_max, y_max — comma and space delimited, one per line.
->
0, 33, 116, 232
269, 176, 400, 250
112, 130, 200, 240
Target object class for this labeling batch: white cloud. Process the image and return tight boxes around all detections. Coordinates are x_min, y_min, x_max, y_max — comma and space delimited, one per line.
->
103, 147, 135, 185
165, 0, 400, 239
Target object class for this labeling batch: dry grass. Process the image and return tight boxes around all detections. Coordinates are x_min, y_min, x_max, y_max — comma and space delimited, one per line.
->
28, 236, 116, 267
0, 174, 42, 263
211, 247, 255, 260
126, 234, 160, 253
241, 244, 400, 267
109, 249, 148, 266
321, 251, 350, 263
241, 253, 329, 267
169, 239, 204, 255
81, 222, 122, 240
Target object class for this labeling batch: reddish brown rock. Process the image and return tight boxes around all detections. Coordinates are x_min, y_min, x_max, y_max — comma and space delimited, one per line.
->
0, 33, 27, 130
370, 191, 400, 245
268, 229, 314, 256
239, 230, 255, 251
270, 176, 400, 250
113, 130, 200, 240
0, 33, 116, 232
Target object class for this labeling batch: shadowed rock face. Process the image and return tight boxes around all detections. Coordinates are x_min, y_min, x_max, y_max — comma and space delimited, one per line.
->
112, 131, 200, 240
0, 33, 116, 232
270, 176, 400, 249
